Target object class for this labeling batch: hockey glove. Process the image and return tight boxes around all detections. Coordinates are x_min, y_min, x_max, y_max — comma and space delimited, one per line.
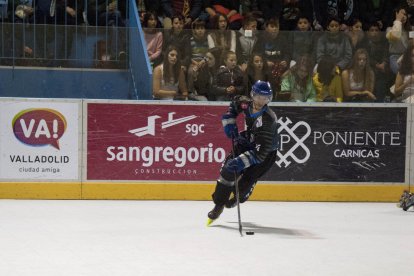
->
223, 123, 238, 139
225, 156, 246, 174
234, 95, 251, 113
234, 135, 255, 150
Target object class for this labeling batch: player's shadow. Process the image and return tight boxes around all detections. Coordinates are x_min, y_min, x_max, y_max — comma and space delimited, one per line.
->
210, 221, 318, 239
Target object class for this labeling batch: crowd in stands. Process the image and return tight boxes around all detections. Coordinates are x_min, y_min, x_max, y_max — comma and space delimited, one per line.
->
0, 0, 127, 66
140, 0, 414, 103
2, 1, 414, 103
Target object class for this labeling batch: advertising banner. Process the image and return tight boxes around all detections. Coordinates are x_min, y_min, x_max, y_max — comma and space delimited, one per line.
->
87, 103, 407, 183
87, 103, 235, 181
0, 100, 80, 180
269, 106, 407, 182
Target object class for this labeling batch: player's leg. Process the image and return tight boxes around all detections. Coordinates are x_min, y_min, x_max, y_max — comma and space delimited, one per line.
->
225, 152, 277, 208
208, 153, 241, 220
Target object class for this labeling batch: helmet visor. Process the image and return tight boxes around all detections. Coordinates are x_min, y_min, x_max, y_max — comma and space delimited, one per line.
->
251, 92, 272, 105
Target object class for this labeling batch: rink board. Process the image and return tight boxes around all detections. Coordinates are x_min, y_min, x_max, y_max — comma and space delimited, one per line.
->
0, 99, 413, 201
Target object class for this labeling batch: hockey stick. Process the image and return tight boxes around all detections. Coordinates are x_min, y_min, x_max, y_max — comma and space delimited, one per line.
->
232, 137, 243, 237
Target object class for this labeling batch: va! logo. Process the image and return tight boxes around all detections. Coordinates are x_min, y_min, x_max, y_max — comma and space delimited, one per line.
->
129, 112, 204, 137
12, 109, 67, 149
276, 117, 311, 168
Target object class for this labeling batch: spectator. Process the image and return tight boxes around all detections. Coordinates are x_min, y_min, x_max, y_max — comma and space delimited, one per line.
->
211, 50, 245, 100
187, 19, 209, 71
346, 18, 366, 53
161, 0, 203, 29
34, 0, 83, 62
256, 0, 280, 22
316, 16, 352, 71
207, 13, 236, 64
244, 52, 270, 95
87, 1, 127, 62
7, 1, 35, 61
280, 54, 316, 102
136, 0, 161, 25
188, 48, 220, 100
400, 0, 414, 26
204, 0, 243, 30
239, 2, 264, 29
393, 42, 414, 103
279, 0, 314, 31
163, 14, 191, 70
314, 0, 359, 31
253, 17, 291, 97
186, 19, 210, 99
341, 48, 376, 102
237, 15, 258, 70
57, 1, 85, 61
313, 55, 343, 102
143, 12, 163, 67
290, 14, 317, 64
87, 0, 126, 27
152, 45, 188, 100
358, 0, 393, 31
362, 21, 390, 102
386, 5, 411, 74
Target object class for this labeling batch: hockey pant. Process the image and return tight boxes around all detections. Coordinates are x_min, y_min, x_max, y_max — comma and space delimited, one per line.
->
212, 150, 277, 206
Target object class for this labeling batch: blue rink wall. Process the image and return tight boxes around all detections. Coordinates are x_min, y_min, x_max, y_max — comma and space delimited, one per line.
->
0, 98, 412, 202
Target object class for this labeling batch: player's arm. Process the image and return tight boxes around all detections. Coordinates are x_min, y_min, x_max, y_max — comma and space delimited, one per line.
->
221, 96, 251, 139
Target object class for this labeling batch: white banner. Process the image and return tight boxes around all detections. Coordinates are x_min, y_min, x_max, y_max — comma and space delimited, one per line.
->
0, 99, 80, 180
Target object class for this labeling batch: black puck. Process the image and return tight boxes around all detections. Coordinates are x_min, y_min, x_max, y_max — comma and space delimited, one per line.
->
246, 231, 255, 235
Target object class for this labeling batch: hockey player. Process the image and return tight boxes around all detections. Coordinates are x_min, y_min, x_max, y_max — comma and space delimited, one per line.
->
207, 80, 279, 224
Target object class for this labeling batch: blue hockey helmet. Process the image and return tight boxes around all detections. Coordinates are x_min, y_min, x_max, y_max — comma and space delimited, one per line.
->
251, 80, 273, 104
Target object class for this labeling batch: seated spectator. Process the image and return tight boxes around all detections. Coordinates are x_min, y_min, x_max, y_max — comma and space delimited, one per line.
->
314, 0, 359, 31
6, 1, 35, 60
358, 0, 393, 31
161, 0, 203, 29
362, 21, 390, 102
341, 48, 376, 102
244, 52, 270, 95
237, 15, 258, 70
204, 0, 243, 30
393, 42, 414, 103
279, 0, 314, 31
290, 14, 317, 65
253, 17, 291, 98
280, 55, 316, 102
87, 0, 126, 26
211, 50, 245, 101
152, 45, 188, 100
163, 14, 191, 70
187, 19, 209, 72
239, 3, 264, 29
313, 55, 343, 102
87, 1, 127, 62
143, 11, 163, 67
136, 0, 161, 25
346, 18, 365, 53
386, 5, 411, 75
400, 0, 414, 26
316, 16, 352, 71
256, 0, 280, 23
188, 48, 221, 100
207, 12, 237, 63
186, 19, 209, 96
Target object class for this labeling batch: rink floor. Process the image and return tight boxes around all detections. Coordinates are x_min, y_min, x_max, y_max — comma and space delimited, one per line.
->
0, 200, 412, 276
